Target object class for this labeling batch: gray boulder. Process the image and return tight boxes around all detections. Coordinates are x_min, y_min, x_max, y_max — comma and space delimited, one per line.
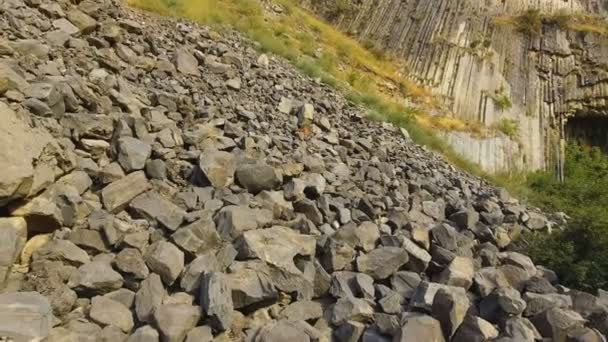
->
198, 149, 236, 188
117, 137, 152, 172
235, 163, 282, 194
0, 292, 52, 341
394, 313, 446, 342
69, 261, 124, 294
136, 274, 166, 323
356, 247, 408, 280
200, 272, 233, 331
152, 304, 201, 342
145, 241, 184, 285
130, 191, 185, 231
101, 171, 151, 213
89, 296, 134, 332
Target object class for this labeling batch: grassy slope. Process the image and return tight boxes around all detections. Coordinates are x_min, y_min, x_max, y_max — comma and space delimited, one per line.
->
127, 0, 523, 184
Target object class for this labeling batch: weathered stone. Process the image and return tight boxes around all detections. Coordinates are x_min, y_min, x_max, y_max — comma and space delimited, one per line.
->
201, 272, 233, 331
114, 248, 149, 280
479, 287, 526, 323
451, 316, 499, 342
69, 229, 108, 253
90, 296, 134, 333
333, 222, 380, 252
235, 163, 282, 194
136, 274, 166, 323
0, 102, 66, 206
356, 247, 408, 280
185, 326, 213, 342
152, 304, 201, 342
118, 137, 152, 172
431, 287, 470, 338
130, 191, 185, 231
67, 9, 97, 33
237, 226, 316, 275
32, 239, 90, 267
0, 217, 27, 287
69, 261, 124, 294
145, 241, 184, 285
394, 314, 446, 342
0, 292, 52, 341
126, 325, 160, 342
330, 296, 374, 325
530, 307, 586, 340
216, 205, 266, 239
104, 288, 136, 309
101, 171, 150, 213
402, 236, 432, 273
330, 271, 375, 300
280, 300, 323, 321
436, 256, 475, 290
335, 320, 365, 342
226, 262, 278, 309
175, 49, 200, 76
180, 253, 220, 293
198, 149, 236, 188
171, 218, 221, 256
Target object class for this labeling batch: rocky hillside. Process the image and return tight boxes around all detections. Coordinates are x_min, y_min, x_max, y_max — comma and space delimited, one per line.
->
0, 0, 607, 341
304, 0, 608, 173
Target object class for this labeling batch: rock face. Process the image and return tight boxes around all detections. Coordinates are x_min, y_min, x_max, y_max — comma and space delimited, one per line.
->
0, 0, 605, 341
303, 0, 608, 173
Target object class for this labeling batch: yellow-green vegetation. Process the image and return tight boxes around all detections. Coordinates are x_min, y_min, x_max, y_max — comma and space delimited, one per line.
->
494, 9, 608, 36
492, 94, 513, 112
496, 118, 519, 138
127, 0, 504, 177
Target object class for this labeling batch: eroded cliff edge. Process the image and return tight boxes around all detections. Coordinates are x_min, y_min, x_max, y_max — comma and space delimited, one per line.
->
303, 0, 608, 173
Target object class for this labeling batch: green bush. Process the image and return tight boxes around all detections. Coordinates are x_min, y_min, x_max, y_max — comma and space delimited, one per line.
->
522, 144, 608, 291
497, 118, 519, 137
493, 94, 513, 111
516, 9, 543, 35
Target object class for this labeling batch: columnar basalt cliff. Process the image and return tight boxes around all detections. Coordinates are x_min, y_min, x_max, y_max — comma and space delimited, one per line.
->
303, 0, 608, 173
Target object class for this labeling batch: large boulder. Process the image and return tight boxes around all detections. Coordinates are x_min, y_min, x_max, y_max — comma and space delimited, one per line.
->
0, 102, 71, 206
0, 292, 52, 341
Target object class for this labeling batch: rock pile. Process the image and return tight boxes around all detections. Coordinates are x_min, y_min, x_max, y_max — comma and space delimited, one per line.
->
0, 0, 605, 341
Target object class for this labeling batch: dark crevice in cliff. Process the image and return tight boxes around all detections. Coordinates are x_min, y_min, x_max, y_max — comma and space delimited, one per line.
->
566, 115, 608, 152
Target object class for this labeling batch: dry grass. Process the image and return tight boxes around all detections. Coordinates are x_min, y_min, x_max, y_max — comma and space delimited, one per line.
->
493, 9, 608, 36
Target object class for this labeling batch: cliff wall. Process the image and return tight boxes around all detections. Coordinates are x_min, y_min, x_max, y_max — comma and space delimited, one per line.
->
303, 0, 608, 172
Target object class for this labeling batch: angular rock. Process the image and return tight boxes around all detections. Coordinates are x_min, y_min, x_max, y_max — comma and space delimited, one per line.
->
180, 253, 220, 293
451, 316, 499, 342
127, 325, 160, 342
227, 262, 278, 309
171, 218, 221, 256
280, 300, 323, 321
394, 314, 445, 342
402, 236, 432, 273
175, 49, 200, 76
530, 307, 586, 340
436, 256, 475, 290
479, 287, 526, 323
198, 149, 236, 188
101, 171, 151, 213
330, 296, 374, 325
32, 239, 90, 266
237, 226, 316, 275
200, 272, 233, 331
145, 241, 184, 285
114, 248, 149, 280
0, 217, 27, 287
67, 10, 97, 33
431, 287, 470, 338
117, 137, 152, 172
90, 296, 134, 333
0, 292, 52, 341
69, 261, 124, 294
136, 274, 166, 323
216, 205, 267, 239
356, 247, 408, 280
152, 304, 201, 342
130, 191, 185, 231
235, 163, 282, 194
